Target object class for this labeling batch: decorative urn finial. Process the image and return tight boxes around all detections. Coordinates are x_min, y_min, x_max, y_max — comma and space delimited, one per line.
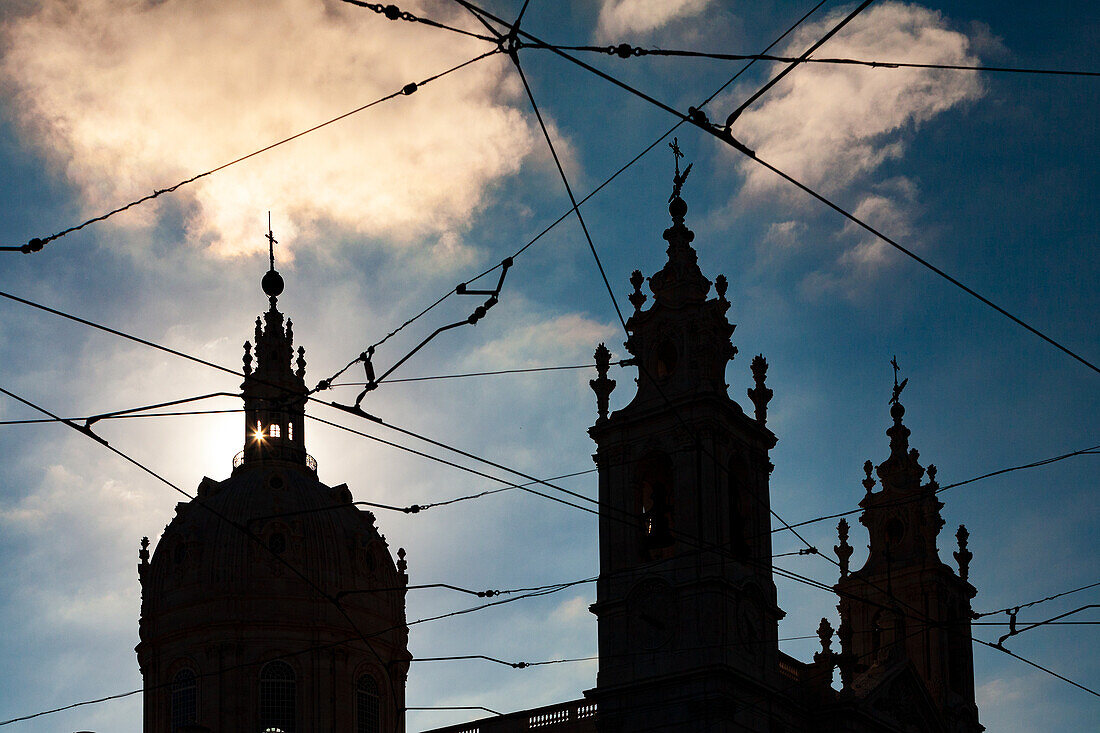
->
862, 460, 876, 494
954, 524, 973, 582
590, 343, 616, 422
628, 269, 646, 311
814, 617, 835, 666
835, 519, 853, 577
747, 354, 773, 423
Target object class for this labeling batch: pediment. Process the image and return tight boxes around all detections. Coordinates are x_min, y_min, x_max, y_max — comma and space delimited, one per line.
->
856, 660, 947, 733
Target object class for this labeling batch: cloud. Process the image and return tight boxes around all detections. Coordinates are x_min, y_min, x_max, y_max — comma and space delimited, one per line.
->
595, 0, 714, 41
733, 2, 983, 198
798, 176, 920, 299
0, 0, 539, 256
461, 311, 619, 369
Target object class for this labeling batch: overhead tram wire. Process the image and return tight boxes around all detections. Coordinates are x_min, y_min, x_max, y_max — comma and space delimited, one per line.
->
248, 467, 599, 522
510, 57, 626, 331
0, 408, 242, 426
321, 0, 831, 375
977, 579, 1100, 619
530, 44, 1100, 78
974, 638, 1100, 698
454, 0, 1100, 377
338, 0, 497, 42
0, 385, 403, 731
304, 412, 601, 518
330, 360, 619, 386
2, 49, 500, 254
774, 444, 1100, 533
723, 0, 876, 126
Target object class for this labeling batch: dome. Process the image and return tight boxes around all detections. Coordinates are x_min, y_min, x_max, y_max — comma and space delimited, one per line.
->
136, 460, 410, 732
140, 460, 405, 635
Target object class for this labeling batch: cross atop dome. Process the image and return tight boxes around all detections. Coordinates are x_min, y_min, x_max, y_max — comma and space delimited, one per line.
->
261, 212, 285, 302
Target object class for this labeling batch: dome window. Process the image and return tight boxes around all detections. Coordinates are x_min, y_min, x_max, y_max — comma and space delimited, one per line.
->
259, 661, 296, 733
170, 668, 197, 729
356, 675, 381, 733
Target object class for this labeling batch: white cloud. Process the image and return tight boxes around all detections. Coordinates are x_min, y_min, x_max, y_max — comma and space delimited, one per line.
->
461, 311, 619, 369
733, 2, 983, 198
0, 0, 539, 256
595, 0, 713, 41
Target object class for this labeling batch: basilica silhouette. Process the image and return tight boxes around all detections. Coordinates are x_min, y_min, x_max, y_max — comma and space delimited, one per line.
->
136, 169, 982, 732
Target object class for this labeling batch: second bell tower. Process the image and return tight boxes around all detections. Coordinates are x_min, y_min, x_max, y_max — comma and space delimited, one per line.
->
587, 149, 788, 731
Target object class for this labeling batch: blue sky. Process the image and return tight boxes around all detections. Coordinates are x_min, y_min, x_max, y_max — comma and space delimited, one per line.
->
0, 0, 1096, 730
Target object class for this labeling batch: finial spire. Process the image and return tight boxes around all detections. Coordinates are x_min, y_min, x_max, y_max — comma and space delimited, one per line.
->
266, 211, 277, 271
890, 355, 908, 406
261, 213, 284, 300
668, 137, 693, 208
885, 356, 911, 462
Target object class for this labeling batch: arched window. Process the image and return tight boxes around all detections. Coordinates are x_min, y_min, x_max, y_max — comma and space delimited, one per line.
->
270, 424, 281, 439
636, 453, 674, 552
356, 675, 381, 733
170, 668, 197, 730
259, 661, 295, 733
728, 456, 751, 560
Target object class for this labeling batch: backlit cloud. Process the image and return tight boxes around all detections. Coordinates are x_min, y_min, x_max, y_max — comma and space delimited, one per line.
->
733, 2, 983, 197
1, 0, 539, 256
595, 0, 714, 41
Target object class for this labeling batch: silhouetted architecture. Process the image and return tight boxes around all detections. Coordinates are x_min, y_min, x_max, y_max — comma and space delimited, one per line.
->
134, 161, 982, 732
136, 240, 410, 732
422, 153, 982, 732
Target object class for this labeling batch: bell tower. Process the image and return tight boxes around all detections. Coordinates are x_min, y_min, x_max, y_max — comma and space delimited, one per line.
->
587, 145, 788, 732
835, 365, 982, 732
239, 221, 309, 468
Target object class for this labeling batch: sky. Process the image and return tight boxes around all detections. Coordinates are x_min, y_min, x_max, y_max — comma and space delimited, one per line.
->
0, 0, 1096, 730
